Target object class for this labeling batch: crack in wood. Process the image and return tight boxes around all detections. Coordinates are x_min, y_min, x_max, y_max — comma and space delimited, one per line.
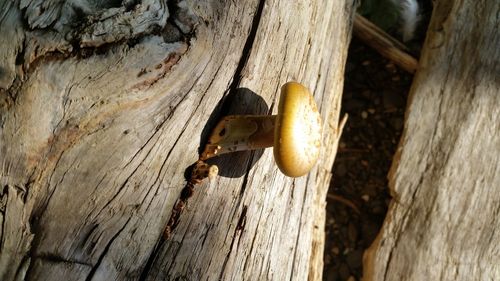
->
148, 83, 213, 235
140, 162, 216, 278
31, 253, 93, 267
0, 77, 22, 111
138, 238, 165, 281
153, 0, 270, 262
243, 201, 265, 273
238, 152, 254, 198
236, 206, 248, 232
84, 215, 132, 281
199, 222, 213, 249
226, 0, 266, 96
0, 185, 8, 246
28, 151, 77, 235
217, 204, 249, 281
131, 49, 188, 90
80, 223, 100, 253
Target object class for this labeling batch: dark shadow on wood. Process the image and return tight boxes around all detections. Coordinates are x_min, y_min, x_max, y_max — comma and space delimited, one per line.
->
198, 87, 268, 178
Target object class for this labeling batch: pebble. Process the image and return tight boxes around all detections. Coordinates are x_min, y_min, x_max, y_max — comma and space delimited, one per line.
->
385, 62, 396, 70
361, 194, 370, 202
347, 276, 357, 281
361, 111, 368, 119
343, 247, 351, 255
332, 247, 340, 255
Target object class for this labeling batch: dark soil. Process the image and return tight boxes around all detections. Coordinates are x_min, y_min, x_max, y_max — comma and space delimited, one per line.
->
322, 1, 434, 278
323, 37, 413, 281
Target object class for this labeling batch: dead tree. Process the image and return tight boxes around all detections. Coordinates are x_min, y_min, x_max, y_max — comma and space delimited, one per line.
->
364, 0, 500, 280
0, 0, 354, 280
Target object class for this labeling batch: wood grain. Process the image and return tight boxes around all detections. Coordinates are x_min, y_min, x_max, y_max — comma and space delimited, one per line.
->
0, 0, 354, 280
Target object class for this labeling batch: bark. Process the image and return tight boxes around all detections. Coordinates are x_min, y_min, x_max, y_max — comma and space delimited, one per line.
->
364, 0, 500, 280
0, 0, 354, 280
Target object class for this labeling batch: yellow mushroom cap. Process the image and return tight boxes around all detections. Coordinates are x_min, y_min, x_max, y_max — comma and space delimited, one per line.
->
274, 82, 322, 177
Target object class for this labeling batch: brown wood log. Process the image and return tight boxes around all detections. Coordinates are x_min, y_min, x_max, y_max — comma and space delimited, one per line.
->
364, 0, 500, 280
0, 0, 354, 280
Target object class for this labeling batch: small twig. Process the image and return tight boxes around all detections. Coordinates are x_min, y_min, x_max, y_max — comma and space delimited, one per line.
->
327, 193, 361, 215
337, 114, 348, 138
353, 14, 418, 74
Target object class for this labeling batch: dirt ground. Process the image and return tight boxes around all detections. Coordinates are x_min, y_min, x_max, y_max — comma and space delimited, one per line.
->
322, 37, 413, 281
322, 2, 433, 277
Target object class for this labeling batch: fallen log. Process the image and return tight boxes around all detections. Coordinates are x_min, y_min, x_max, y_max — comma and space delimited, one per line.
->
364, 0, 500, 280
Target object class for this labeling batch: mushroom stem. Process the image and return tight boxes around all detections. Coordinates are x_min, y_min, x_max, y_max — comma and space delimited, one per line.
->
200, 115, 276, 160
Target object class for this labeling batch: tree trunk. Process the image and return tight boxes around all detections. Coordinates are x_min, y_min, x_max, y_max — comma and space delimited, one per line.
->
364, 0, 500, 280
0, 0, 354, 280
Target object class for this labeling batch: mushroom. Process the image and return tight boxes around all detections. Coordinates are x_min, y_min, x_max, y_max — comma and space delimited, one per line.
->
200, 81, 322, 177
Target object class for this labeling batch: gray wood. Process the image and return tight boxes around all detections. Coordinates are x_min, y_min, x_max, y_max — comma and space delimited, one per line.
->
364, 0, 500, 280
0, 0, 354, 280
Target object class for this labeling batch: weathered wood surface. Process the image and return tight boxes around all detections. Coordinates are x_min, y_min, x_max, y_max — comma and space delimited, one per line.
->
0, 0, 354, 280
364, 0, 500, 280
